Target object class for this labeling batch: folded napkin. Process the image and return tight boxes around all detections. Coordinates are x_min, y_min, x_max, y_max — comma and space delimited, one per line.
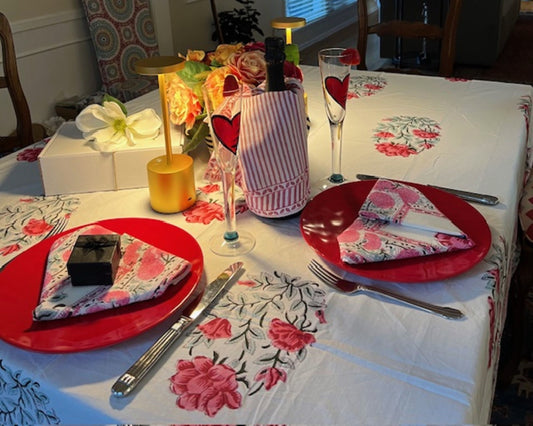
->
337, 179, 475, 264
33, 224, 191, 321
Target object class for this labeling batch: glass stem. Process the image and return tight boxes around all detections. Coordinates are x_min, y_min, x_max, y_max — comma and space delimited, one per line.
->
221, 169, 238, 242
329, 120, 345, 183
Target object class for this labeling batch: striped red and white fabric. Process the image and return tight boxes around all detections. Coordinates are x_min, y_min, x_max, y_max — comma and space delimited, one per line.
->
239, 80, 309, 218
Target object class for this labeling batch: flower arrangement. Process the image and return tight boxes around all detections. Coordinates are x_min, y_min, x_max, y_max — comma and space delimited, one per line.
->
166, 42, 303, 153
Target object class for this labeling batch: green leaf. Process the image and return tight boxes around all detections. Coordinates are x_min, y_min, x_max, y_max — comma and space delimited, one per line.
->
182, 121, 210, 154
103, 93, 127, 115
285, 44, 300, 66
177, 61, 212, 87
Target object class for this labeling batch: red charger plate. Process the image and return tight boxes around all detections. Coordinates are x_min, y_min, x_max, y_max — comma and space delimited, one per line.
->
0, 218, 204, 353
300, 181, 491, 283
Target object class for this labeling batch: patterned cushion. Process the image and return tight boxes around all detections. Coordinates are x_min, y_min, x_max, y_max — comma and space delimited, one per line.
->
519, 171, 533, 243
81, 0, 159, 101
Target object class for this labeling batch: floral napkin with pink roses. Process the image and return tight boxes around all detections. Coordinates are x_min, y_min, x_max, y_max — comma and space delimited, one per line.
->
337, 179, 475, 264
33, 224, 191, 321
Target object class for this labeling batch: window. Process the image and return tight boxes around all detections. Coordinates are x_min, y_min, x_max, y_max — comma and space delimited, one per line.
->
285, 0, 358, 24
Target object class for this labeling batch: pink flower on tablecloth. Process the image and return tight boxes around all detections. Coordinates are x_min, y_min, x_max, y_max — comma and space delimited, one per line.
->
183, 200, 224, 224
170, 356, 241, 417
254, 367, 287, 391
137, 246, 165, 280
198, 318, 232, 340
238, 279, 257, 287
16, 147, 43, 162
315, 309, 327, 324
375, 131, 395, 139
22, 218, 53, 236
0, 243, 21, 256
199, 183, 220, 194
267, 318, 316, 353
376, 142, 417, 157
412, 129, 440, 139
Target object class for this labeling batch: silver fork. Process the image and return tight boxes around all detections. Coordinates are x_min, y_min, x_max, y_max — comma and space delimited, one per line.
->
308, 260, 464, 320
0, 216, 69, 272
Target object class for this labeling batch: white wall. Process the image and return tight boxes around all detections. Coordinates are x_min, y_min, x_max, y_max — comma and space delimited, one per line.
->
0, 1, 100, 135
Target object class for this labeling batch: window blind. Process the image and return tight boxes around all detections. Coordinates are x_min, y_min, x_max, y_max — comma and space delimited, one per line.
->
286, 0, 357, 24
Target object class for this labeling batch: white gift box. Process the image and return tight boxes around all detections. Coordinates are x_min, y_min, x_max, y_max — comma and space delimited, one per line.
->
38, 122, 183, 195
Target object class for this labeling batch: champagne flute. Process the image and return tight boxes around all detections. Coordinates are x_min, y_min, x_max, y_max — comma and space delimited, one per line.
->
318, 48, 352, 191
202, 78, 255, 256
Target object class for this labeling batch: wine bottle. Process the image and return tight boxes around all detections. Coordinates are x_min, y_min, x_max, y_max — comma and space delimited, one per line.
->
264, 36, 286, 92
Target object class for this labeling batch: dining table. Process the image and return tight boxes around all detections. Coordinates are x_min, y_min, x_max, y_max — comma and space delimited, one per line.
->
1, 64, 532, 425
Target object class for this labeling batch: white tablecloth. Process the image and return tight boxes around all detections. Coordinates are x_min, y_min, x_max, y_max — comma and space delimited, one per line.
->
0, 66, 532, 424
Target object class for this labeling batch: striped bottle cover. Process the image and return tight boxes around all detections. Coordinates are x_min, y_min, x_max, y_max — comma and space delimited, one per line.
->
239, 80, 309, 218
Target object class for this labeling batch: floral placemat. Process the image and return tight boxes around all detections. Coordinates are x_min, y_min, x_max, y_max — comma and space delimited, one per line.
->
372, 116, 441, 157
349, 75, 387, 99
169, 269, 327, 417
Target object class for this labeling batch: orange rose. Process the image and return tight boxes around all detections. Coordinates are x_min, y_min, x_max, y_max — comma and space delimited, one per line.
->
211, 43, 244, 65
165, 73, 202, 131
228, 50, 266, 85
203, 65, 242, 109
184, 49, 206, 62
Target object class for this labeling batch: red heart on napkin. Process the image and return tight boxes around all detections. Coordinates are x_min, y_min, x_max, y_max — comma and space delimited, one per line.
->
325, 75, 349, 108
212, 113, 240, 154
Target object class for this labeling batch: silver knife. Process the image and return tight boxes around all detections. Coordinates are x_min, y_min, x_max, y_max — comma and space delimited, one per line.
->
356, 174, 499, 206
111, 262, 244, 398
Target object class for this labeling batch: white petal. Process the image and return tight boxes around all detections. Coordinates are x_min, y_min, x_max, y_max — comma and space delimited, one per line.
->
102, 101, 127, 120
126, 108, 162, 137
75, 104, 110, 133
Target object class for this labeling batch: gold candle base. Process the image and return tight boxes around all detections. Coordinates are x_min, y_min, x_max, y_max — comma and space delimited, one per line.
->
147, 154, 196, 213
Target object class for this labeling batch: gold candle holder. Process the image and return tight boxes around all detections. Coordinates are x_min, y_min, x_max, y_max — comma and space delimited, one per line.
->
271, 17, 306, 45
135, 56, 196, 213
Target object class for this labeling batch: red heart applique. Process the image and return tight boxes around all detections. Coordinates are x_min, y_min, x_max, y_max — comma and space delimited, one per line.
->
212, 113, 240, 154
325, 75, 349, 108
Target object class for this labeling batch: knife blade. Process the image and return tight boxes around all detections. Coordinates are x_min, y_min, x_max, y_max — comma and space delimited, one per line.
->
111, 262, 244, 398
356, 174, 499, 206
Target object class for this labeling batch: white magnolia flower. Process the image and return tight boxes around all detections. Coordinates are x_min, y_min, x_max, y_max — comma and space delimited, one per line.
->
75, 101, 162, 152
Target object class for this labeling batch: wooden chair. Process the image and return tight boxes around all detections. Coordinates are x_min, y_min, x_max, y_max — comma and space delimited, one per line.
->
357, 0, 463, 77
0, 12, 44, 155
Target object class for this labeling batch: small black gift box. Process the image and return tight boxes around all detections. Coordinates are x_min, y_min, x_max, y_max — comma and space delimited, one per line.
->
67, 234, 122, 286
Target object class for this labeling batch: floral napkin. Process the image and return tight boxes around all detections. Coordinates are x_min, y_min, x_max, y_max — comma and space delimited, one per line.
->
337, 179, 475, 264
33, 224, 191, 321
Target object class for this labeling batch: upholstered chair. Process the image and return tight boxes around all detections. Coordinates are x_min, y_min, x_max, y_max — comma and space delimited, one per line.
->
80, 0, 160, 102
